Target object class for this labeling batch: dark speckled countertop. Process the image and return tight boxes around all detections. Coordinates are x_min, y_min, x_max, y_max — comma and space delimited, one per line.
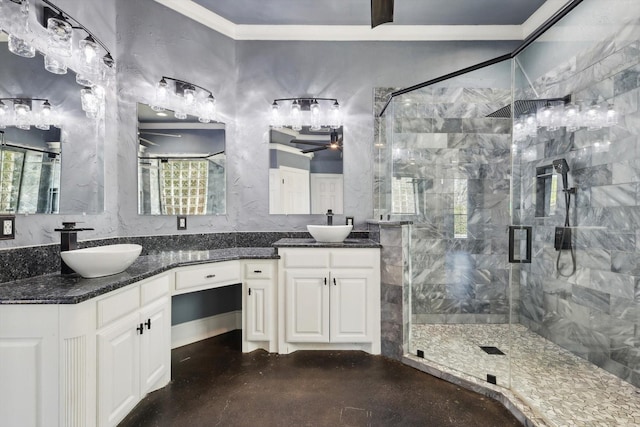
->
273, 238, 381, 248
0, 247, 278, 305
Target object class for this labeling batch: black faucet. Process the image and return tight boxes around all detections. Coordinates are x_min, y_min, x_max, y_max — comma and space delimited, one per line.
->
326, 209, 334, 225
54, 222, 94, 274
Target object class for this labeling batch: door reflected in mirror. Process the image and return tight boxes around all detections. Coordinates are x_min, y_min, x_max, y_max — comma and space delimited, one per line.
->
269, 126, 343, 214
0, 128, 61, 214
137, 103, 226, 215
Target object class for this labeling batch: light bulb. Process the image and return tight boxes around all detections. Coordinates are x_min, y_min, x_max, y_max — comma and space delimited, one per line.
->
79, 36, 98, 63
47, 17, 72, 57
14, 101, 30, 115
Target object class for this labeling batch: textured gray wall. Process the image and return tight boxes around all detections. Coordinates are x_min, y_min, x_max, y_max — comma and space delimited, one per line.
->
1, 0, 517, 247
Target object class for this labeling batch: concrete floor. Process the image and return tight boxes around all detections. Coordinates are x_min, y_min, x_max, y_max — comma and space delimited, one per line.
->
119, 331, 523, 426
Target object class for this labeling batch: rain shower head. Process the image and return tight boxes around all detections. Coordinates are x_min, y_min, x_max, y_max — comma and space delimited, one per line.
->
553, 158, 570, 190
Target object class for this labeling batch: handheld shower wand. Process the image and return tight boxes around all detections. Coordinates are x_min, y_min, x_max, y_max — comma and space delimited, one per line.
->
553, 158, 576, 276
552, 158, 570, 191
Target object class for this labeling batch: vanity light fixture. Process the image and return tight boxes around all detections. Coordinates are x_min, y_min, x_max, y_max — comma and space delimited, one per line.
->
0, 97, 57, 130
150, 76, 217, 123
270, 97, 342, 130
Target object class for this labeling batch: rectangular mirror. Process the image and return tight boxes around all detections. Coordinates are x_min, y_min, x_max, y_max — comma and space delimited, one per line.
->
269, 126, 343, 214
137, 103, 226, 215
0, 34, 105, 215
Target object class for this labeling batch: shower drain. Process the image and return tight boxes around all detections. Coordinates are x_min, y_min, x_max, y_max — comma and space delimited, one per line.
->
480, 346, 505, 355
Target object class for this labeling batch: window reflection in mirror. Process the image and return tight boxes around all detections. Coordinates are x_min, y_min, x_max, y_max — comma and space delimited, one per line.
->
269, 126, 344, 214
0, 128, 61, 214
137, 103, 226, 216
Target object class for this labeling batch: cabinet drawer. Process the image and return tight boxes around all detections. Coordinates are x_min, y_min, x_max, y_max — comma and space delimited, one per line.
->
282, 249, 330, 268
175, 261, 241, 291
330, 249, 379, 269
140, 274, 170, 305
97, 285, 139, 328
244, 262, 274, 279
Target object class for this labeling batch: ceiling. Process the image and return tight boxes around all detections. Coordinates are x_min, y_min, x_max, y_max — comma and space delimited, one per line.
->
154, 0, 569, 41
193, 0, 547, 26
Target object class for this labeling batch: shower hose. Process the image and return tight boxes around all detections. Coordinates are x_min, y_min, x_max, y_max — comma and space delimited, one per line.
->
556, 188, 576, 277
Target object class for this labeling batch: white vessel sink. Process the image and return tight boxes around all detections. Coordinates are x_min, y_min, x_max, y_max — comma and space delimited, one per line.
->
307, 225, 352, 243
61, 244, 143, 278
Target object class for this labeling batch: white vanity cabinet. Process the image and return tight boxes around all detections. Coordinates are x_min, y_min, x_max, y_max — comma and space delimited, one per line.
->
96, 274, 171, 427
242, 260, 277, 352
278, 247, 380, 354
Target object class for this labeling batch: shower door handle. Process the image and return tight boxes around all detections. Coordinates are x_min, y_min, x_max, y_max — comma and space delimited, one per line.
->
508, 226, 532, 263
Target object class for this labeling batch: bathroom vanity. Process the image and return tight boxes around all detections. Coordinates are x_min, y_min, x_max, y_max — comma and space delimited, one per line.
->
0, 239, 380, 427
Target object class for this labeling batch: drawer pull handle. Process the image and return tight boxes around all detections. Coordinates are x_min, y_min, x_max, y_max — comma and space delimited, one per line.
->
145, 318, 151, 330
205, 274, 216, 279
324, 277, 327, 286
248, 288, 252, 296
136, 323, 144, 335
333, 278, 337, 286
253, 270, 262, 273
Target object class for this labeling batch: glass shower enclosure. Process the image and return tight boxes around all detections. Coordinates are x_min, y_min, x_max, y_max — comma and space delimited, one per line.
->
375, 0, 640, 423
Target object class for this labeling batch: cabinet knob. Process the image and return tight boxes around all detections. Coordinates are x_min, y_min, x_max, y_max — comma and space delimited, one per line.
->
136, 323, 144, 335
205, 274, 216, 279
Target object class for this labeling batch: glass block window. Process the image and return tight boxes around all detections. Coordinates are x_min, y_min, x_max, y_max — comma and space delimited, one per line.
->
0, 149, 24, 213
392, 176, 417, 214
453, 178, 468, 238
160, 159, 209, 215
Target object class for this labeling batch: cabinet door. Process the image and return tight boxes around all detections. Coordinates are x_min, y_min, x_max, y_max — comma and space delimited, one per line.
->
330, 270, 373, 343
97, 312, 140, 427
0, 305, 59, 427
285, 269, 329, 342
246, 279, 272, 341
139, 296, 170, 395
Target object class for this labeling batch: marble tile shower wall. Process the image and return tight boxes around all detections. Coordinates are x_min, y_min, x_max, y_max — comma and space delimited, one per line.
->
377, 86, 515, 325
515, 19, 640, 387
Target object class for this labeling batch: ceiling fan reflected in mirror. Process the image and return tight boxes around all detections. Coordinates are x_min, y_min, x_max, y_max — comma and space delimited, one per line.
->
293, 130, 343, 154
138, 130, 182, 146
371, 0, 394, 28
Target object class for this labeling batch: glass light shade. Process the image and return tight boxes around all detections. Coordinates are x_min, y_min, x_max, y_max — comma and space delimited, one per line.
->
182, 88, 196, 106
270, 101, 282, 128
41, 101, 52, 117
44, 55, 68, 75
156, 79, 168, 102
329, 101, 341, 129
563, 103, 580, 131
79, 36, 99, 71
47, 17, 72, 57
0, 101, 7, 116
14, 102, 30, 115
80, 87, 99, 114
536, 104, 553, 128
35, 123, 51, 131
150, 105, 165, 112
76, 73, 94, 87
198, 116, 211, 124
290, 100, 302, 131
584, 103, 602, 131
8, 34, 35, 58
174, 110, 187, 120
309, 99, 321, 130
606, 104, 618, 126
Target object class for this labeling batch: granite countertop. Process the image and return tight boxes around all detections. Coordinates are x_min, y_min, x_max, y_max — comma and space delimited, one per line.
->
0, 247, 278, 305
273, 238, 381, 248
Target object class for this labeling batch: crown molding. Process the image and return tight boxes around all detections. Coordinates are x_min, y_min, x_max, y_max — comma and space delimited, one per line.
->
154, 0, 567, 41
